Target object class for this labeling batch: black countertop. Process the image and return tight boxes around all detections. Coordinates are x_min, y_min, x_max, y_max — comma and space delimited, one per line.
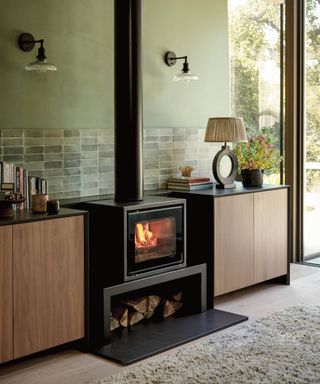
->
0, 207, 87, 226
59, 182, 289, 207
165, 182, 289, 198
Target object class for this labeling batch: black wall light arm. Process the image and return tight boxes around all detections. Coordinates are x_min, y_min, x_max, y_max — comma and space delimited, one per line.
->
164, 50, 198, 81
18, 32, 57, 72
164, 51, 190, 73
18, 33, 47, 60
165, 51, 190, 73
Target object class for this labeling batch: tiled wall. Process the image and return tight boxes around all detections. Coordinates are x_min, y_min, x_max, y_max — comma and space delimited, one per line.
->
0, 128, 216, 200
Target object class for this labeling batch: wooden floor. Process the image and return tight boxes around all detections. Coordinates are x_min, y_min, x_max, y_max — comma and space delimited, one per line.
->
1, 263, 320, 384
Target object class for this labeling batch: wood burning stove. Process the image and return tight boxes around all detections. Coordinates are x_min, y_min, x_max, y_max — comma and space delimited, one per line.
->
77, 196, 188, 350
127, 206, 185, 280
80, 196, 186, 287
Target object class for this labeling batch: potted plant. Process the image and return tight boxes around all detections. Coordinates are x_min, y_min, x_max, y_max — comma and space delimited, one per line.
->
233, 135, 281, 187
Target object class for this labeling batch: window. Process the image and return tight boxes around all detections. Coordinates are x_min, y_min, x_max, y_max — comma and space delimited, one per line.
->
303, 0, 320, 260
229, 0, 285, 184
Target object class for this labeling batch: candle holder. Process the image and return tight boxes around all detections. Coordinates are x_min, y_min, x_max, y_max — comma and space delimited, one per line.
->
0, 198, 25, 218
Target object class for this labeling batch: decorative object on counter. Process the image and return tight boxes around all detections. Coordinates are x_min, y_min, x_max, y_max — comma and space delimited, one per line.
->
0, 193, 25, 218
205, 117, 247, 189
18, 33, 57, 72
179, 166, 194, 177
233, 135, 282, 187
241, 169, 264, 188
47, 199, 60, 214
167, 176, 213, 191
31, 194, 48, 213
164, 51, 199, 82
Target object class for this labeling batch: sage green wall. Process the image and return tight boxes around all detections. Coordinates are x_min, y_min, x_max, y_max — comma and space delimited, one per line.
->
144, 0, 230, 128
0, 0, 229, 130
0, 0, 114, 129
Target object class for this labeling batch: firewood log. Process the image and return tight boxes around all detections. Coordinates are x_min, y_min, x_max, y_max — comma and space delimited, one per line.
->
123, 297, 147, 313
128, 311, 144, 326
172, 301, 183, 312
111, 306, 129, 327
124, 295, 161, 313
144, 311, 154, 320
172, 292, 182, 301
110, 316, 120, 331
163, 300, 175, 318
146, 295, 161, 312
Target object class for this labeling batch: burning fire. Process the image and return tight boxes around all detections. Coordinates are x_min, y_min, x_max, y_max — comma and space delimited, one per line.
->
135, 222, 158, 249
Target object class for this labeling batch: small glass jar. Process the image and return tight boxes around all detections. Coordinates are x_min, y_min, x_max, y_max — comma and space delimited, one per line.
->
31, 194, 48, 213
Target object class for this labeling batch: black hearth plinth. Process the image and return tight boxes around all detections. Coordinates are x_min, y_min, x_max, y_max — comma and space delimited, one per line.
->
95, 264, 248, 365
94, 308, 247, 365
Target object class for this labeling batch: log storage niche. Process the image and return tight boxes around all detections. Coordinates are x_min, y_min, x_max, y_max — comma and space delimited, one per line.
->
110, 292, 183, 331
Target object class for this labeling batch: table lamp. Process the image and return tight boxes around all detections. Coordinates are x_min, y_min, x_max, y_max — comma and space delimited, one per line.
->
204, 117, 247, 189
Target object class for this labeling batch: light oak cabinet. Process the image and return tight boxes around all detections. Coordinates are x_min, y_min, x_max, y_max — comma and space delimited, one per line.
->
214, 194, 254, 296
253, 189, 288, 284
0, 226, 13, 363
0, 213, 85, 363
214, 189, 288, 296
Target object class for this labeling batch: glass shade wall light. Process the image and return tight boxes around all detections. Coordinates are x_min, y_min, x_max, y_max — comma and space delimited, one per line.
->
164, 51, 199, 82
18, 33, 57, 72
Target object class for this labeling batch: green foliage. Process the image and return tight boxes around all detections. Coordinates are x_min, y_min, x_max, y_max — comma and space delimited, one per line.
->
233, 135, 281, 172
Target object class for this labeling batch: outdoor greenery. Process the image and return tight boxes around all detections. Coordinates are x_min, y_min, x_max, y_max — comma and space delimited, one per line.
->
229, 0, 320, 190
305, 0, 320, 192
229, 0, 282, 182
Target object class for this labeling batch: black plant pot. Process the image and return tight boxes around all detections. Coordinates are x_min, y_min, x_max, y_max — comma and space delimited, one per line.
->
241, 169, 264, 187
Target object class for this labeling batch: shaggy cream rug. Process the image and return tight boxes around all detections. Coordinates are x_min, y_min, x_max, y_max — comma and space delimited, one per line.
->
94, 305, 320, 384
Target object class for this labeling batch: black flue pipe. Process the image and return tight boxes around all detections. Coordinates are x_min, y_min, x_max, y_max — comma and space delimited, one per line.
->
114, 0, 144, 202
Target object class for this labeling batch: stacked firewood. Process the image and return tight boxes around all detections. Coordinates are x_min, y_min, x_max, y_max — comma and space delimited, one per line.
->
110, 292, 183, 331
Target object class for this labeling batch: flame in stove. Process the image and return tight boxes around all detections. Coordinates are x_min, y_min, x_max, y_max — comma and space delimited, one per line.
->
135, 222, 158, 249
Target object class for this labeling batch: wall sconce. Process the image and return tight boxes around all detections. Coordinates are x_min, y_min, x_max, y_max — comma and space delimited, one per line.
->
18, 33, 57, 72
204, 117, 247, 189
164, 51, 199, 82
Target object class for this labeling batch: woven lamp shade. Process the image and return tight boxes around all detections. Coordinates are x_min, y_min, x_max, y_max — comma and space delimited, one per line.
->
204, 117, 247, 143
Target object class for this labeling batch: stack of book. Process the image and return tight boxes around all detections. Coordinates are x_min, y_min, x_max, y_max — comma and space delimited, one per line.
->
167, 176, 213, 191
0, 162, 48, 210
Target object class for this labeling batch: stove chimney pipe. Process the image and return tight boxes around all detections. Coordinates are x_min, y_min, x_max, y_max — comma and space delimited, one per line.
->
114, 0, 144, 202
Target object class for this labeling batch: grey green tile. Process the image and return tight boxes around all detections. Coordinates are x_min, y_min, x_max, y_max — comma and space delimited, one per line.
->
44, 161, 62, 169
63, 153, 81, 161
25, 146, 44, 154
25, 129, 43, 138
81, 144, 98, 152
44, 129, 62, 137
25, 138, 44, 146
2, 129, 23, 138
2, 139, 23, 146
3, 155, 24, 162
45, 146, 62, 153
63, 159, 81, 168
63, 168, 81, 176
3, 147, 24, 155
64, 129, 80, 137
44, 169, 63, 177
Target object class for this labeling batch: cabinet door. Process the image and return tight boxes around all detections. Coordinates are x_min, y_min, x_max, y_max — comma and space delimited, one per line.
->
0, 226, 13, 363
254, 189, 288, 284
13, 216, 84, 359
214, 194, 254, 296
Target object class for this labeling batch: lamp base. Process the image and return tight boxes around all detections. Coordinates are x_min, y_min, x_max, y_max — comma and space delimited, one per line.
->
216, 182, 236, 189
212, 145, 238, 189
